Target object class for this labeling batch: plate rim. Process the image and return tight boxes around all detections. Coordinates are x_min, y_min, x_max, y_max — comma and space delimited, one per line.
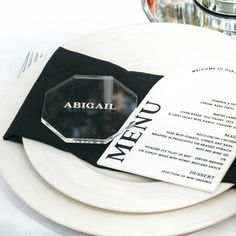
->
23, 138, 234, 213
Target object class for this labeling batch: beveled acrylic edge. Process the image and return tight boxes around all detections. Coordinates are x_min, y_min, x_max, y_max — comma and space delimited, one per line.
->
45, 74, 138, 100
41, 117, 137, 144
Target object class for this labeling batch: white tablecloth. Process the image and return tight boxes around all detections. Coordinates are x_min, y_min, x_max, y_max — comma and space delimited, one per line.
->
0, 0, 235, 235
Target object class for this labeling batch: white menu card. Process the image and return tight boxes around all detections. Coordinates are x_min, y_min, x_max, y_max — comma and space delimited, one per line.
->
98, 65, 236, 192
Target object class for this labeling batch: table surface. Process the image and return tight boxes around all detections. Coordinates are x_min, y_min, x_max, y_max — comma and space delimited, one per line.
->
0, 0, 236, 235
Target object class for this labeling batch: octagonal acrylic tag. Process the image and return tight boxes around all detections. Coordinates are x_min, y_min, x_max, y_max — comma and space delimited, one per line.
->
41, 75, 137, 144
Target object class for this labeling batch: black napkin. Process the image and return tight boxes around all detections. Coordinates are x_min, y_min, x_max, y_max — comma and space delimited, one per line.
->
3, 47, 236, 186
3, 47, 162, 165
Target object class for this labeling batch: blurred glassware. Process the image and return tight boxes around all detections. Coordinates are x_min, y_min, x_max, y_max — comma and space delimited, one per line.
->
141, 0, 236, 37
195, 0, 236, 37
195, 0, 236, 16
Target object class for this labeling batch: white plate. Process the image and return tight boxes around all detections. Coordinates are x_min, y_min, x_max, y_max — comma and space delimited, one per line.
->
23, 139, 233, 213
22, 23, 236, 212
0, 24, 236, 235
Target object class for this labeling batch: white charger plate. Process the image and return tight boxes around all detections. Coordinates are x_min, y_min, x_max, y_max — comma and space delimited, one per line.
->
22, 23, 236, 213
0, 24, 236, 235
23, 138, 233, 213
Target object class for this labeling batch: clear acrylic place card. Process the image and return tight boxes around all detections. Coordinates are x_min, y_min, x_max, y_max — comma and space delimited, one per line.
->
41, 75, 137, 144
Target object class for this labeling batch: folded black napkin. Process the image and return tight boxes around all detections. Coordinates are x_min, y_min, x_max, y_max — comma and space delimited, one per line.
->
3, 47, 236, 187
3, 47, 161, 164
